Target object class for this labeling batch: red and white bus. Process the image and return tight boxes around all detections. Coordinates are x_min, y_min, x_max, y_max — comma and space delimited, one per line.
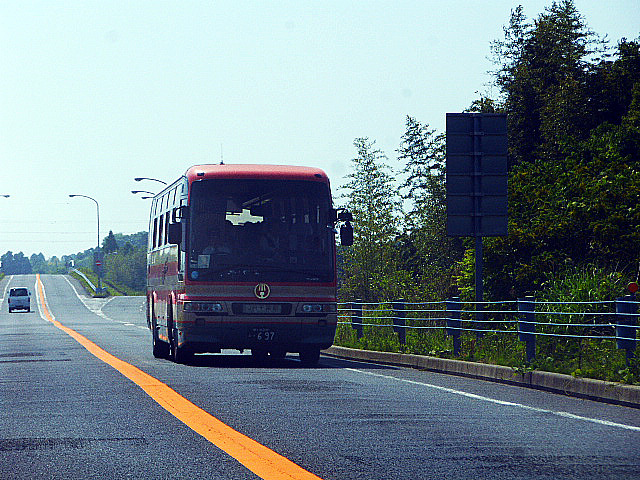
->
146, 164, 352, 365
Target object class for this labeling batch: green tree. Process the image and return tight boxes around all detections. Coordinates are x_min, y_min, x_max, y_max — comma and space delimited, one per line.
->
441, 3, 640, 300
103, 230, 119, 254
1, 251, 32, 275
104, 246, 147, 293
490, 1, 606, 165
29, 253, 46, 273
339, 138, 408, 301
113, 231, 148, 250
396, 116, 463, 298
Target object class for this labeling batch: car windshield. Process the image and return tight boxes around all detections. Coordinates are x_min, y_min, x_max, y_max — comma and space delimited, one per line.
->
10, 288, 28, 296
188, 179, 334, 282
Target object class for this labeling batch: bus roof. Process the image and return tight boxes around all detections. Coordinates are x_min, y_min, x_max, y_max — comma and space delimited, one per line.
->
184, 164, 329, 184
185, 164, 329, 183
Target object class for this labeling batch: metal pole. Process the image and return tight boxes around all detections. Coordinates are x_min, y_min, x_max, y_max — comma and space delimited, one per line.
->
518, 296, 536, 363
446, 297, 462, 356
393, 299, 406, 345
69, 194, 102, 294
351, 299, 363, 339
473, 114, 485, 338
475, 236, 484, 337
616, 295, 637, 366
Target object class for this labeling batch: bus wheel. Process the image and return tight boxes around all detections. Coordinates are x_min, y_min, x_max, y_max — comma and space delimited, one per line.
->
270, 348, 287, 360
165, 306, 189, 364
152, 320, 169, 359
299, 348, 320, 366
169, 329, 192, 364
251, 348, 269, 365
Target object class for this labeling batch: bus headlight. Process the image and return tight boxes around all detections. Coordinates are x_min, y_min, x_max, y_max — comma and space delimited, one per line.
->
299, 303, 337, 314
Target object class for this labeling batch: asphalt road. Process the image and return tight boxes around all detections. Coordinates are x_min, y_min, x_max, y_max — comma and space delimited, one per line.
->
1, 274, 639, 480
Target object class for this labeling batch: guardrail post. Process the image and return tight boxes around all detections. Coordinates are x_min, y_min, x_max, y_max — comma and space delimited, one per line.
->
518, 296, 536, 363
446, 297, 462, 356
351, 299, 363, 339
392, 299, 406, 345
616, 295, 637, 366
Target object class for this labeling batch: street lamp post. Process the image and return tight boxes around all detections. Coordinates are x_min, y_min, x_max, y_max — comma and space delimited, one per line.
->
69, 194, 103, 295
134, 177, 167, 185
0, 196, 9, 271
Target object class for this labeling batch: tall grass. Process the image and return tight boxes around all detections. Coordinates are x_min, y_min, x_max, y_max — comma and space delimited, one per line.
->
334, 265, 639, 384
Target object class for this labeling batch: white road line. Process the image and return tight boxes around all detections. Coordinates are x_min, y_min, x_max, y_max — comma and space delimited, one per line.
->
62, 275, 112, 318
346, 368, 640, 432
62, 276, 146, 331
1, 275, 13, 305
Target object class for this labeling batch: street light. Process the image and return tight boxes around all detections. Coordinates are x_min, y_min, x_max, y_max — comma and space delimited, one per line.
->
131, 190, 156, 195
134, 177, 167, 185
1, 196, 10, 272
69, 194, 103, 295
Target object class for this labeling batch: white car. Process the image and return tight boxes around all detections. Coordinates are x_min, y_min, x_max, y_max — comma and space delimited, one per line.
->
8, 287, 31, 313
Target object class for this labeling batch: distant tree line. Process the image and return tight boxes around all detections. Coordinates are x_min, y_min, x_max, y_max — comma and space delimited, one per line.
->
0, 231, 148, 294
1, 252, 34, 275
100, 231, 147, 293
338, 0, 640, 303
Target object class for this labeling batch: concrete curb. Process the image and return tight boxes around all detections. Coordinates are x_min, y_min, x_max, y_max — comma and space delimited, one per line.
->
323, 346, 640, 408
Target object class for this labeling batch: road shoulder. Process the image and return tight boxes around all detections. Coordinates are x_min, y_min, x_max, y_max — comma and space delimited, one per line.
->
323, 345, 640, 408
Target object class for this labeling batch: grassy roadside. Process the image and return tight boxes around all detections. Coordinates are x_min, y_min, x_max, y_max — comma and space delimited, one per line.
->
334, 311, 639, 385
69, 269, 144, 297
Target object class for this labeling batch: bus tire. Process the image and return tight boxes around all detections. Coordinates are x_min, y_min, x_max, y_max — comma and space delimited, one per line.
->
299, 348, 320, 366
270, 348, 287, 360
251, 348, 269, 365
152, 320, 169, 359
170, 332, 192, 364
168, 307, 192, 364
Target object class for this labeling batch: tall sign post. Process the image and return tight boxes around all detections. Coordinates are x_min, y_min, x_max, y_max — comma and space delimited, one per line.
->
93, 250, 104, 294
446, 113, 508, 335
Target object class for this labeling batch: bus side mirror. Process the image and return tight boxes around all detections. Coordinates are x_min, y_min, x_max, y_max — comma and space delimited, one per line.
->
168, 222, 182, 245
338, 211, 353, 222
340, 221, 353, 246
172, 205, 189, 222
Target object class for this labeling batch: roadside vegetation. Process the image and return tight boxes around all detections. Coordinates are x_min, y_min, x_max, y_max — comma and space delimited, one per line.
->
336, 1, 640, 383
1, 232, 147, 296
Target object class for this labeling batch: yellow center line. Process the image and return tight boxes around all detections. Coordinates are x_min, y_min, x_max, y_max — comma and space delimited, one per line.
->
35, 274, 324, 480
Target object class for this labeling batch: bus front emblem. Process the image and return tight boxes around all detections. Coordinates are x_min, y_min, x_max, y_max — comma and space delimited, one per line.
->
254, 283, 270, 300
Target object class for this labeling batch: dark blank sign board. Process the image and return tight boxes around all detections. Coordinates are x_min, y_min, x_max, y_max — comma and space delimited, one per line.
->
446, 113, 508, 237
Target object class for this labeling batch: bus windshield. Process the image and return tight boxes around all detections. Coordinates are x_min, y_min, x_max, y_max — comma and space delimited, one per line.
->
188, 179, 334, 282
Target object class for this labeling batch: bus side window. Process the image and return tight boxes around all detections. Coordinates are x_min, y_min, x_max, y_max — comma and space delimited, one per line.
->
158, 214, 165, 246
164, 211, 170, 245
153, 217, 158, 249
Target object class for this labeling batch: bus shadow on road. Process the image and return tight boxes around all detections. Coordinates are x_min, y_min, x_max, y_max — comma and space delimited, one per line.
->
184, 353, 397, 371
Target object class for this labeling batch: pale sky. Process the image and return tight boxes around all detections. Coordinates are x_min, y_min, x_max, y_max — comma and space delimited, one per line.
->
1, 1, 638, 259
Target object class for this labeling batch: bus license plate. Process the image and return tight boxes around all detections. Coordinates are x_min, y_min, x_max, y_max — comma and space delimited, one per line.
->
243, 304, 282, 315
248, 328, 275, 341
